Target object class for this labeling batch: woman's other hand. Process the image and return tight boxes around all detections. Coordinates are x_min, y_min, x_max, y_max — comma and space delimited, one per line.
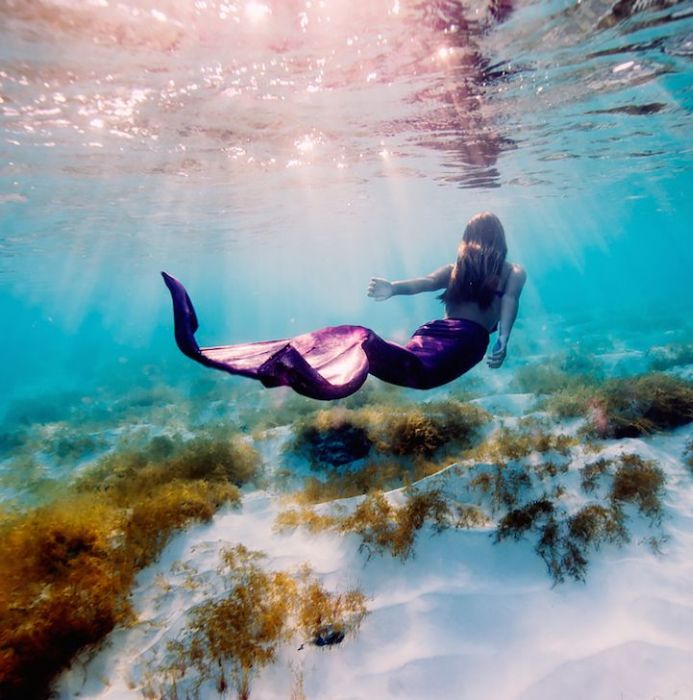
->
487, 336, 507, 369
368, 277, 393, 301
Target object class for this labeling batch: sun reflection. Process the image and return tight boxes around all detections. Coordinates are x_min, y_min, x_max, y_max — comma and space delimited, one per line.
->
245, 2, 271, 23
295, 135, 315, 153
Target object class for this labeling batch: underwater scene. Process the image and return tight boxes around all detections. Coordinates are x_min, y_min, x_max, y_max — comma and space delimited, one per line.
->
1, 0, 693, 698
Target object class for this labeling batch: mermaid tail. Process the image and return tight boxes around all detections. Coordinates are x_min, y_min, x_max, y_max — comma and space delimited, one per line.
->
161, 272, 489, 400
162, 272, 370, 399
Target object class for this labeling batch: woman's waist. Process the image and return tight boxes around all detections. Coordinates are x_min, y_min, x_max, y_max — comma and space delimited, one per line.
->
444, 301, 498, 333
413, 317, 490, 340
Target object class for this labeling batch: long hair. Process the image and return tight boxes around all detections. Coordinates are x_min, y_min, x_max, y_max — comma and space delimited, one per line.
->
440, 212, 508, 311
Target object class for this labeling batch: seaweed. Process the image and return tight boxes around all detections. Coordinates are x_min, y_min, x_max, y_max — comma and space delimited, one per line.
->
294, 459, 413, 505
290, 409, 372, 467
567, 504, 629, 548
468, 464, 534, 514
162, 546, 367, 700
495, 498, 555, 541
0, 429, 258, 700
44, 425, 108, 463
379, 401, 489, 459
511, 351, 601, 395
289, 400, 489, 469
685, 439, 693, 473
495, 498, 629, 584
340, 488, 453, 560
454, 504, 492, 528
277, 488, 455, 561
586, 374, 693, 439
580, 457, 613, 493
75, 428, 259, 499
490, 451, 665, 583
532, 461, 569, 480
610, 453, 665, 523
466, 424, 575, 464
540, 383, 601, 419
648, 342, 693, 371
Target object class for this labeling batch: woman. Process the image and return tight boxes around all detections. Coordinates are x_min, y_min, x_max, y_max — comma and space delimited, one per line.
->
162, 212, 526, 400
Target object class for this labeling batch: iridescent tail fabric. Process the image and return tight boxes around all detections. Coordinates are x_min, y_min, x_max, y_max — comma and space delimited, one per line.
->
162, 272, 489, 400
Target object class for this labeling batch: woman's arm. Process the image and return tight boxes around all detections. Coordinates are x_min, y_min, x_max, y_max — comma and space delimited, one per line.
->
368, 264, 452, 301
487, 264, 527, 369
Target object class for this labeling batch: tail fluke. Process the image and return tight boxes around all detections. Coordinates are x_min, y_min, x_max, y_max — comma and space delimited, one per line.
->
161, 271, 202, 359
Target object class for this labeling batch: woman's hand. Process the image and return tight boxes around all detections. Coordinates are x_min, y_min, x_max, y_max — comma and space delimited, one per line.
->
487, 336, 507, 369
368, 277, 393, 301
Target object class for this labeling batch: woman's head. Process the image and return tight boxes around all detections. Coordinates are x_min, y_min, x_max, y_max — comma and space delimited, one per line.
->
462, 212, 507, 255
441, 212, 508, 310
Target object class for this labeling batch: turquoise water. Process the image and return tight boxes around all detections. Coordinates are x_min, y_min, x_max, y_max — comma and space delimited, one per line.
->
2, 3, 693, 698
1, 0, 692, 445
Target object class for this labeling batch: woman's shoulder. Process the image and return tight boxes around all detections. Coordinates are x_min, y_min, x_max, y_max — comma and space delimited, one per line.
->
506, 261, 526, 276
504, 262, 527, 294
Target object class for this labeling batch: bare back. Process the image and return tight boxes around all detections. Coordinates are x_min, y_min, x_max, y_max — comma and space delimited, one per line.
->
442, 261, 522, 332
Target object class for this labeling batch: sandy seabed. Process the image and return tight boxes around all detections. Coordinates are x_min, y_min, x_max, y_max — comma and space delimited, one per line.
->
52, 386, 693, 700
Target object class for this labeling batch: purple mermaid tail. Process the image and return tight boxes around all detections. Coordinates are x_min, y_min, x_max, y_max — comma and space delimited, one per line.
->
161, 272, 489, 400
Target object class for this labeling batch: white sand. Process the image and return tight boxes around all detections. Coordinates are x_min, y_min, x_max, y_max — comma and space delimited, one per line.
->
55, 399, 693, 700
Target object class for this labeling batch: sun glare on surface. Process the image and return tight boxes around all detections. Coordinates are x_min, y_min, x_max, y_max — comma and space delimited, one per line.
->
245, 1, 271, 23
